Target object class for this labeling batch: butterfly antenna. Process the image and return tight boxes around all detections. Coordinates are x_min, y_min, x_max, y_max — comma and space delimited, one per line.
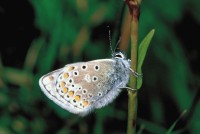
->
107, 26, 114, 56
114, 37, 121, 52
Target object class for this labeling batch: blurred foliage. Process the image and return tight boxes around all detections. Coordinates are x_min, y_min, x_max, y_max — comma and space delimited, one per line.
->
0, 0, 200, 134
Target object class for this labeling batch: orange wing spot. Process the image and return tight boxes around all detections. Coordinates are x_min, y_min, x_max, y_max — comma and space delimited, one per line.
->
49, 76, 54, 81
74, 95, 81, 102
60, 81, 66, 87
68, 91, 74, 97
68, 66, 75, 71
63, 87, 68, 93
63, 73, 69, 78
83, 100, 89, 107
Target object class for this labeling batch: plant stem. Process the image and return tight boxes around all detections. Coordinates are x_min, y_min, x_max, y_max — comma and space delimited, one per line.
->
125, 0, 142, 134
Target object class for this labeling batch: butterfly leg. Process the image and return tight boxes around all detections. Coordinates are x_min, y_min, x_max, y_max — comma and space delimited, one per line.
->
118, 86, 137, 91
129, 68, 143, 77
116, 82, 137, 91
125, 86, 137, 91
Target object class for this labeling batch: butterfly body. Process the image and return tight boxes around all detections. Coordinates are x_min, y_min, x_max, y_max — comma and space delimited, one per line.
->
39, 52, 131, 116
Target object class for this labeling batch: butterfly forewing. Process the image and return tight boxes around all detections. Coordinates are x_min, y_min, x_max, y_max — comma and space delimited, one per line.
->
39, 59, 116, 116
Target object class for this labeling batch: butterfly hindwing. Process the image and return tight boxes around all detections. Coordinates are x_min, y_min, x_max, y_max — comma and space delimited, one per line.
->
39, 50, 134, 116
39, 59, 122, 116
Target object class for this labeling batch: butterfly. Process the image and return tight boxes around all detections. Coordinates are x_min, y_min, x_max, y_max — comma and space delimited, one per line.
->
39, 49, 140, 116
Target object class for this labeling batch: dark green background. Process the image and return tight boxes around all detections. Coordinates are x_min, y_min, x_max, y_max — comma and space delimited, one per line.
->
0, 0, 200, 134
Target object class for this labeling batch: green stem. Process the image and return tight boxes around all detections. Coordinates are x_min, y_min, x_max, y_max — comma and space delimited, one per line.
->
125, 0, 142, 134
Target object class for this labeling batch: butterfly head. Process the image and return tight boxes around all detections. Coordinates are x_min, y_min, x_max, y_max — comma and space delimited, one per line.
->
113, 50, 127, 60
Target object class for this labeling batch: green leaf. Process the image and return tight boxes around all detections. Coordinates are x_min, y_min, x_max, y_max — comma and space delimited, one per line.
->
137, 29, 155, 89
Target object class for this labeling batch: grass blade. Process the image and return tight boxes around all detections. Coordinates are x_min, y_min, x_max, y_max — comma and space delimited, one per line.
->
166, 110, 187, 134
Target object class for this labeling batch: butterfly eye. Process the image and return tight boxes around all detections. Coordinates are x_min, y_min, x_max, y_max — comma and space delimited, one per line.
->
115, 54, 123, 58
114, 51, 125, 59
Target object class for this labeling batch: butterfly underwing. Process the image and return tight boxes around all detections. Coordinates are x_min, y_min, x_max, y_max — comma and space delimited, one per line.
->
39, 51, 132, 116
